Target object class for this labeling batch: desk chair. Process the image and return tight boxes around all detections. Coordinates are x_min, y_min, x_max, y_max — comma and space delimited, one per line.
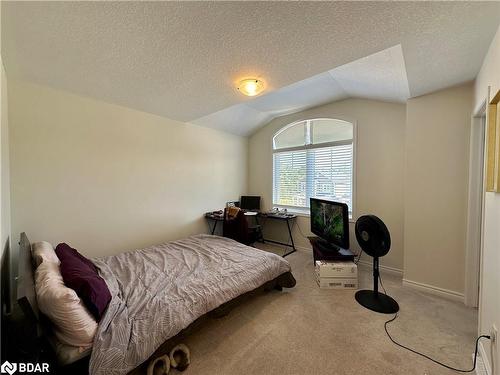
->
223, 208, 262, 246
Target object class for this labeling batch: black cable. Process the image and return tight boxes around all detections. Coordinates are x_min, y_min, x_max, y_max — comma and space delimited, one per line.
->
384, 314, 490, 372
377, 272, 491, 372
354, 250, 362, 265
378, 273, 386, 294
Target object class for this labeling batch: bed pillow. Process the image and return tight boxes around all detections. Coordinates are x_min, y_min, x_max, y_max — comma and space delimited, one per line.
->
55, 243, 111, 322
32, 241, 60, 267
55, 242, 98, 272
35, 261, 97, 348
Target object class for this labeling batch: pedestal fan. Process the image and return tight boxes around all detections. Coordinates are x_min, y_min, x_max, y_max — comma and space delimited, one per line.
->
355, 215, 399, 314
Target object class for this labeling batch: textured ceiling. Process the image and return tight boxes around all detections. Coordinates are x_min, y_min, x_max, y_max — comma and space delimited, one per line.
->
191, 45, 410, 136
2, 1, 500, 135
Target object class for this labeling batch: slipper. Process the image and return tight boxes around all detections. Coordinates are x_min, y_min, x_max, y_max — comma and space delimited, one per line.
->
169, 344, 191, 372
147, 354, 171, 375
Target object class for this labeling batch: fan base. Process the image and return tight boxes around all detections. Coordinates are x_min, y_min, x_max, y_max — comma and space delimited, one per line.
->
355, 290, 399, 314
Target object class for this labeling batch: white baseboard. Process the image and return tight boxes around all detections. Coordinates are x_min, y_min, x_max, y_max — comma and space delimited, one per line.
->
357, 260, 403, 278
402, 278, 464, 303
477, 341, 492, 375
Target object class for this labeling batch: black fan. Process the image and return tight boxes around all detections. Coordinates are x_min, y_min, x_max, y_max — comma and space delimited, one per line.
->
355, 215, 399, 314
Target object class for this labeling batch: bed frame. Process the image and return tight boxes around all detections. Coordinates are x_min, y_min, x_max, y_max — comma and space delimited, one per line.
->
14, 232, 296, 374
1, 233, 47, 367
17, 233, 40, 327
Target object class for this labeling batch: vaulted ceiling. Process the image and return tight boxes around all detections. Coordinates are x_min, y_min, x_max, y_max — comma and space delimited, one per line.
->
191, 45, 410, 135
2, 1, 499, 136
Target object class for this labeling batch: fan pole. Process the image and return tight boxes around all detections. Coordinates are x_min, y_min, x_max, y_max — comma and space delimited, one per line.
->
355, 255, 399, 314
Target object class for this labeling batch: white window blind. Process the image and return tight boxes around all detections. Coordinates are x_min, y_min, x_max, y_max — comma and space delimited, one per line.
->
273, 150, 307, 207
272, 119, 354, 214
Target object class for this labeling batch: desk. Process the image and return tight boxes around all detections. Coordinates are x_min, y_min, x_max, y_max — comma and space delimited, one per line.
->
205, 212, 224, 235
204, 212, 297, 257
204, 211, 259, 235
257, 213, 297, 257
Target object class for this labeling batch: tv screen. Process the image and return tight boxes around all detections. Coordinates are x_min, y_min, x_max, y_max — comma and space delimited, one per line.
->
310, 198, 349, 249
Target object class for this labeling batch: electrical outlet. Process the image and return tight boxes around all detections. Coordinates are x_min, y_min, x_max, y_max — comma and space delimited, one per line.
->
491, 324, 498, 344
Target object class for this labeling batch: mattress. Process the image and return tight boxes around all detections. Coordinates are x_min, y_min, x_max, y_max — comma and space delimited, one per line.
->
89, 234, 292, 375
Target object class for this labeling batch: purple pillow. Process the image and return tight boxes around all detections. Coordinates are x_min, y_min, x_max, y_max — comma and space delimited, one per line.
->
55, 243, 111, 321
56, 243, 98, 272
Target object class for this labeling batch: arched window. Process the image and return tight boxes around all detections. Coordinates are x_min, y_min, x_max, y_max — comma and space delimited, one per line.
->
272, 118, 355, 215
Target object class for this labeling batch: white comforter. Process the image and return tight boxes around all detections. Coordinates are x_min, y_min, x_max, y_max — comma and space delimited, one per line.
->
89, 234, 291, 375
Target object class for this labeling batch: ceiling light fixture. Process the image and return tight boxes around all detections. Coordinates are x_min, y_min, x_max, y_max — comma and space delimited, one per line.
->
237, 78, 265, 97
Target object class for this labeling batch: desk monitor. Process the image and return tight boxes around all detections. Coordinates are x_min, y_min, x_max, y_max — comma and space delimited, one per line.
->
310, 198, 349, 250
240, 196, 261, 211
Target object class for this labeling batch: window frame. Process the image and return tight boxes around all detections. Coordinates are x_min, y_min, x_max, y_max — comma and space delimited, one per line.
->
271, 118, 357, 220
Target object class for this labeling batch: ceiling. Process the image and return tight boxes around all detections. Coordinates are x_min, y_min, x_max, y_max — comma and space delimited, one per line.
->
2, 1, 500, 136
191, 44, 410, 135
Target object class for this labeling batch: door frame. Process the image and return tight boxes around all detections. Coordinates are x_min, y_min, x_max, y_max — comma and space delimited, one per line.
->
464, 101, 487, 307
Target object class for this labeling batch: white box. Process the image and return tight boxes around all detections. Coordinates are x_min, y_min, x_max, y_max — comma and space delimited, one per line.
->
315, 260, 357, 279
315, 275, 358, 290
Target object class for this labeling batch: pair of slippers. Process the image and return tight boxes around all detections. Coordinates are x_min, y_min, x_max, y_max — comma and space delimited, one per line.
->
147, 344, 191, 375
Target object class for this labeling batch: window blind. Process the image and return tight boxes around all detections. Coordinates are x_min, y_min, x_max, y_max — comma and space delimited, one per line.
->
273, 144, 353, 212
273, 149, 307, 207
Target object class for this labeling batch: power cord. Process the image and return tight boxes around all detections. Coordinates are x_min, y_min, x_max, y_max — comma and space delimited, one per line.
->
384, 314, 490, 373
354, 251, 362, 265
378, 273, 491, 372
378, 273, 386, 294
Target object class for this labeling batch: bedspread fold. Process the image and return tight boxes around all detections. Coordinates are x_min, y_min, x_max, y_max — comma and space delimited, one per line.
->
89, 235, 291, 375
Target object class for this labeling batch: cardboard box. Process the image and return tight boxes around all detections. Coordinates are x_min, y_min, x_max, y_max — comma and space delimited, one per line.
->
315, 275, 358, 290
315, 260, 357, 278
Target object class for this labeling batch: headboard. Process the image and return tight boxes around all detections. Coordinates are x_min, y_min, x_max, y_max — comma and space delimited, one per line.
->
17, 232, 40, 330
1, 233, 44, 363
1, 239, 11, 315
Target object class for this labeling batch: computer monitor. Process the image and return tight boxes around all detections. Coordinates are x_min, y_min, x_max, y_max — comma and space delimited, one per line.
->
240, 196, 261, 211
310, 198, 349, 249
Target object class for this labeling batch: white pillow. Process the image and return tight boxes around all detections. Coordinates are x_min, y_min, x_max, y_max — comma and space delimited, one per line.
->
47, 334, 92, 366
32, 241, 60, 267
35, 261, 97, 348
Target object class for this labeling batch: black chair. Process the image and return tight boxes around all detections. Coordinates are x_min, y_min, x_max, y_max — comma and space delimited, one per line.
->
223, 208, 262, 246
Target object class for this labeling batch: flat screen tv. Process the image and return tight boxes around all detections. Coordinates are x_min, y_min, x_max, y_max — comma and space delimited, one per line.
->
310, 198, 349, 250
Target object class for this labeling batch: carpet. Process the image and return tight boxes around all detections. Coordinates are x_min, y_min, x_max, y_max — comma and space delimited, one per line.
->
180, 248, 477, 375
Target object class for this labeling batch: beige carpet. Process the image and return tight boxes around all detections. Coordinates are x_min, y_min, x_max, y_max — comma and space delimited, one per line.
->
180, 247, 478, 375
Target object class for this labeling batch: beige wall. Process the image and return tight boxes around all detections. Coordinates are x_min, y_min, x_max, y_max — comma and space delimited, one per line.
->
404, 83, 473, 297
475, 24, 500, 374
8, 80, 247, 258
248, 98, 406, 271
1, 56, 11, 259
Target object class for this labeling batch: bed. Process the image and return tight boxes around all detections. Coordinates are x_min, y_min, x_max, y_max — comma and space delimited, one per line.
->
16, 232, 296, 374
